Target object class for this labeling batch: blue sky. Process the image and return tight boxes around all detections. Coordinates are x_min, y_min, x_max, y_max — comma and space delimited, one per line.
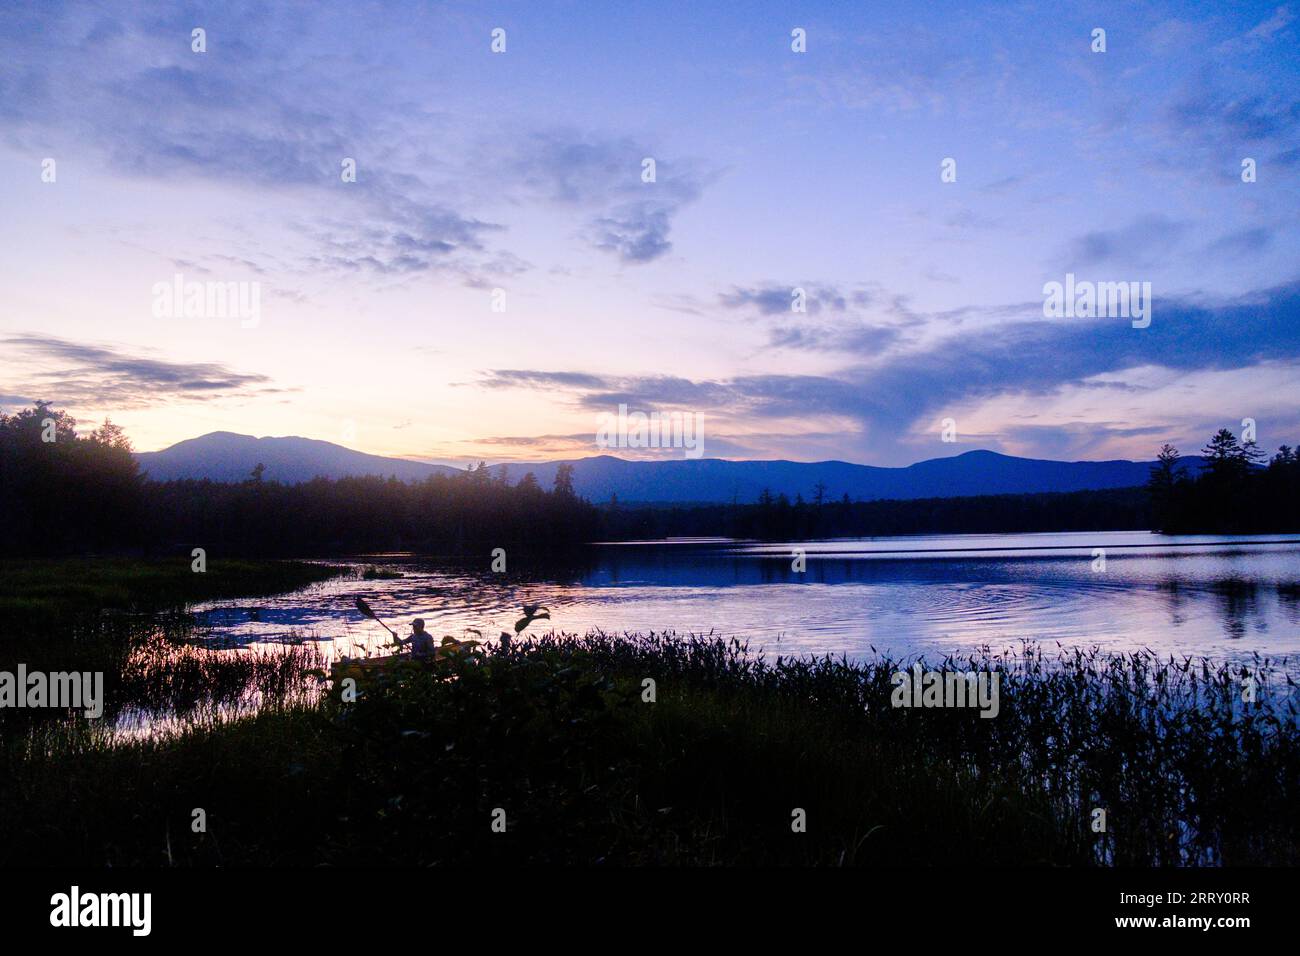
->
1, 0, 1297, 465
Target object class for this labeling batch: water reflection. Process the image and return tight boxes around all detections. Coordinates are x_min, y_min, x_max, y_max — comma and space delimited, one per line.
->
189, 531, 1300, 667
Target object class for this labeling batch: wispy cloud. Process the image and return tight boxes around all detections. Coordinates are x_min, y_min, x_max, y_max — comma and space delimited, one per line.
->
1063, 215, 1189, 270
506, 129, 710, 263
2, 334, 283, 409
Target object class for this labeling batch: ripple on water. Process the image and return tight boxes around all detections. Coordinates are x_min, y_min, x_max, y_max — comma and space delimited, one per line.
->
186, 534, 1300, 667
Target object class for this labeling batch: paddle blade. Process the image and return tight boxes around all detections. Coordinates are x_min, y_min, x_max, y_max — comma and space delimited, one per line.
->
355, 596, 377, 619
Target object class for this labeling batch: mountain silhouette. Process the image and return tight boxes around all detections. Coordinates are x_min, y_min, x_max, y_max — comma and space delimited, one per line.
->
134, 432, 462, 484
135, 432, 1198, 503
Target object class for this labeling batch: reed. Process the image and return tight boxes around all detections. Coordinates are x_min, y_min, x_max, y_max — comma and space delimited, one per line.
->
3, 631, 1295, 866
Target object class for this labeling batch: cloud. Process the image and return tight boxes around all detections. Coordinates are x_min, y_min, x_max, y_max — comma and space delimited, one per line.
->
469, 280, 1300, 460
2, 334, 282, 409
0, 5, 510, 282
719, 282, 918, 326
459, 428, 792, 462
1206, 226, 1274, 258
1248, 5, 1296, 40
509, 130, 709, 263
720, 284, 850, 315
1063, 215, 1189, 269
718, 281, 962, 354
829, 280, 1300, 447
767, 324, 901, 354
0, 6, 710, 279
999, 422, 1172, 461
469, 432, 595, 447
1275, 146, 1300, 167
475, 370, 613, 391
979, 175, 1026, 195
588, 201, 675, 263
1167, 72, 1300, 145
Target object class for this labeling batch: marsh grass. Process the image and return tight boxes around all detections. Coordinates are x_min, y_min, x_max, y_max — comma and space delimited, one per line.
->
5, 631, 1295, 866
0, 556, 336, 735
0, 704, 336, 866
528, 633, 1300, 865
0, 626, 327, 737
0, 557, 343, 621
118, 634, 327, 716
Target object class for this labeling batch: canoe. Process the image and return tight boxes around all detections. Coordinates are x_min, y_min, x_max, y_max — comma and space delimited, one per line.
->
330, 640, 480, 682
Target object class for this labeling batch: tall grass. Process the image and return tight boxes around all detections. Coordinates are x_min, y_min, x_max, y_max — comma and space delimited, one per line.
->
508, 633, 1299, 865
118, 634, 326, 715
3, 631, 1296, 866
0, 627, 327, 736
0, 557, 339, 735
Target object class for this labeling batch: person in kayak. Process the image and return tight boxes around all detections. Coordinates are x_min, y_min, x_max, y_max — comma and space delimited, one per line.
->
400, 618, 437, 658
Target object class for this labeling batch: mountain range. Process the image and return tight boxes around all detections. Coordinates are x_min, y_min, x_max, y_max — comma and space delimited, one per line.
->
134, 431, 1189, 504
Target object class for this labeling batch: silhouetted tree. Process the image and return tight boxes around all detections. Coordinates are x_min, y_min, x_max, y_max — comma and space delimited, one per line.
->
1148, 429, 1299, 533
1147, 444, 1185, 530
1202, 429, 1247, 481
552, 464, 575, 499
0, 403, 145, 554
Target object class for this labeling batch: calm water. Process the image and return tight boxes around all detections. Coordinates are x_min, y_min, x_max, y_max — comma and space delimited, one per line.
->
191, 531, 1300, 666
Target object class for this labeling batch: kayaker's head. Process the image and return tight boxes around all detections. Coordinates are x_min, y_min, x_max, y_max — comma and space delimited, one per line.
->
412, 618, 427, 633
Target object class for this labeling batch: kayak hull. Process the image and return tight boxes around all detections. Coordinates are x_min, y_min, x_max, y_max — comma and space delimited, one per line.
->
330, 642, 480, 682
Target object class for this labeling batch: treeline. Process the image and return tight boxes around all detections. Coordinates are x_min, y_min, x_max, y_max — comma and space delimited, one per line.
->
599, 486, 1150, 540
0, 405, 146, 555
1148, 429, 1300, 533
7, 403, 1296, 557
147, 467, 600, 554
0, 404, 598, 557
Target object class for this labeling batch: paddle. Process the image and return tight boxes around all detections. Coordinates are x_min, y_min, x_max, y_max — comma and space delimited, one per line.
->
355, 596, 400, 645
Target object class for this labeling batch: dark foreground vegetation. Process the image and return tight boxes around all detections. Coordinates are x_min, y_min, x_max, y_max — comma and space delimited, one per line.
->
0, 558, 343, 739
2, 631, 1297, 866
0, 557, 341, 620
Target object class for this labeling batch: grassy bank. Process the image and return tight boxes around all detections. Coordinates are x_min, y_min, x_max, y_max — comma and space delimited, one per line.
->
0, 557, 343, 621
0, 558, 343, 737
3, 633, 1297, 866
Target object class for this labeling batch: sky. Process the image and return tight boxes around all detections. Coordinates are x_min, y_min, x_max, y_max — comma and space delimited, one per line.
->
1, 0, 1297, 467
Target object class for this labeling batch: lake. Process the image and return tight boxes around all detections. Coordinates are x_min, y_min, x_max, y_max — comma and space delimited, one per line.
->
192, 530, 1300, 667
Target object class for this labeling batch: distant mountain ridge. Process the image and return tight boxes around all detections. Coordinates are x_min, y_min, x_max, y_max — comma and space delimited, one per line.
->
493, 450, 1194, 503
135, 432, 1197, 503
134, 432, 463, 484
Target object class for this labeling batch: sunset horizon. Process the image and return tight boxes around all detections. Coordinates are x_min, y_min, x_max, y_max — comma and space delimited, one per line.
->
121, 422, 1197, 468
